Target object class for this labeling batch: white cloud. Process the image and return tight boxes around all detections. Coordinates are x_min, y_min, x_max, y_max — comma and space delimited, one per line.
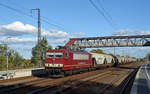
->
0, 21, 69, 38
71, 32, 86, 37
0, 37, 36, 44
0, 21, 37, 36
49, 39, 68, 44
42, 30, 68, 38
111, 29, 150, 36
10, 37, 36, 43
0, 37, 68, 44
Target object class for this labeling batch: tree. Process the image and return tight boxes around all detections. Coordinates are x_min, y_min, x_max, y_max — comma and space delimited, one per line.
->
0, 45, 6, 70
31, 44, 40, 66
108, 53, 114, 56
90, 49, 105, 54
48, 45, 52, 50
24, 59, 32, 68
146, 54, 150, 61
31, 37, 52, 67
0, 44, 24, 70
12, 51, 24, 68
116, 54, 120, 57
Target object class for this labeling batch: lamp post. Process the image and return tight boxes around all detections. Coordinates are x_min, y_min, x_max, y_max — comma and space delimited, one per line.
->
5, 37, 11, 79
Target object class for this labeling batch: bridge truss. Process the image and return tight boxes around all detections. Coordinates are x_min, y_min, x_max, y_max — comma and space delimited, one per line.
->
65, 35, 150, 49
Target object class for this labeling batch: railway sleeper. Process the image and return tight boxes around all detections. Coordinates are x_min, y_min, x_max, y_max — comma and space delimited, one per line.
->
53, 81, 82, 94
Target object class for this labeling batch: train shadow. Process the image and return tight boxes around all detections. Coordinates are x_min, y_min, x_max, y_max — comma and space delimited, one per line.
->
31, 67, 136, 79
31, 69, 49, 78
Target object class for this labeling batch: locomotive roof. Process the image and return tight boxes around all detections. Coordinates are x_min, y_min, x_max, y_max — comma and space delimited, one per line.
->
46, 49, 89, 54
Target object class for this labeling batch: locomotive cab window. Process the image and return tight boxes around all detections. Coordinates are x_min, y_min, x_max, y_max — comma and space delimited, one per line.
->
46, 53, 54, 58
55, 53, 63, 58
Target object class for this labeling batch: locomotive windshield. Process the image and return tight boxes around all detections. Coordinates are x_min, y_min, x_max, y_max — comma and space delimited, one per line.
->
55, 53, 63, 58
46, 52, 63, 58
46, 53, 54, 58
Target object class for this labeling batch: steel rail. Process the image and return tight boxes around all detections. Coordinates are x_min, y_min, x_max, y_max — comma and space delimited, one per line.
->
118, 68, 139, 94
26, 70, 114, 94
0, 78, 54, 93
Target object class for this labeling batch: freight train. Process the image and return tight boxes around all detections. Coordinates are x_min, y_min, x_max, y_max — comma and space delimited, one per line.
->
45, 49, 136, 77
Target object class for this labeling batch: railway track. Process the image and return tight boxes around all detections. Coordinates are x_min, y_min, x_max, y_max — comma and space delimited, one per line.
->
0, 67, 115, 94
26, 71, 114, 94
113, 67, 139, 94
62, 69, 132, 94
0, 62, 143, 94
25, 63, 139, 94
27, 62, 141, 94
99, 62, 141, 94
0, 78, 54, 94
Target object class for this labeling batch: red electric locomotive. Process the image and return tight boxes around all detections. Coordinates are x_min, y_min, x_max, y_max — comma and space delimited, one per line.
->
45, 49, 92, 77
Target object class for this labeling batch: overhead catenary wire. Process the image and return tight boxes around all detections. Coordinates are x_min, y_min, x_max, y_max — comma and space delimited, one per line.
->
0, 3, 32, 18
40, 16, 63, 28
89, 0, 118, 30
97, 0, 112, 20
0, 2, 63, 28
5, 0, 29, 11
5, 0, 63, 27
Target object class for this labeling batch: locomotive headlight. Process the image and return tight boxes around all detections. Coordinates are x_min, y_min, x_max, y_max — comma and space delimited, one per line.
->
46, 64, 63, 67
59, 64, 63, 67
45, 64, 48, 67
49, 64, 52, 67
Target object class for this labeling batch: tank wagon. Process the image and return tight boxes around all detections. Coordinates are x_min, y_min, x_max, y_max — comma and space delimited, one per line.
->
116, 56, 136, 64
45, 49, 136, 77
116, 56, 125, 64
90, 53, 115, 67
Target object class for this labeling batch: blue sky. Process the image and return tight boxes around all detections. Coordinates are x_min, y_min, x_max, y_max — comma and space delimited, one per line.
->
0, 0, 150, 59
